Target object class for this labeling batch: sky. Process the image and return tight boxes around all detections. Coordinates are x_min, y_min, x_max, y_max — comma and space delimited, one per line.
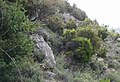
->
68, 0, 120, 29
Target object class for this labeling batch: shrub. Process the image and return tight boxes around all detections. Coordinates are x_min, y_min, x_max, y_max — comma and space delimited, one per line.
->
65, 19, 77, 29
82, 18, 95, 27
45, 15, 64, 35
63, 29, 77, 43
0, 2, 35, 63
23, 0, 63, 20
98, 27, 109, 40
100, 79, 110, 82
65, 37, 93, 62
62, 1, 73, 13
0, 2, 36, 82
77, 27, 102, 53
58, 0, 72, 13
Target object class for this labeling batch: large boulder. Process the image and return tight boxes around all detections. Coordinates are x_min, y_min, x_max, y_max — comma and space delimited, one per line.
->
31, 33, 56, 68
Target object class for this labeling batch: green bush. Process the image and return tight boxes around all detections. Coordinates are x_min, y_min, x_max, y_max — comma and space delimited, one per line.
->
0, 2, 35, 63
100, 79, 110, 82
62, 1, 73, 13
45, 15, 64, 35
58, 0, 72, 13
63, 29, 77, 43
98, 27, 109, 40
65, 37, 93, 62
24, 0, 63, 20
65, 19, 77, 29
77, 27, 102, 53
0, 57, 44, 82
0, 1, 36, 82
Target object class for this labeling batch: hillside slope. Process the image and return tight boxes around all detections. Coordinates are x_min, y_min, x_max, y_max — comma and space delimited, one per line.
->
0, 0, 120, 82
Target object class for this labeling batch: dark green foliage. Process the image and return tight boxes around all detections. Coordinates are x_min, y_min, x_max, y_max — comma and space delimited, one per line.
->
24, 0, 63, 20
77, 27, 102, 53
45, 15, 64, 35
65, 37, 93, 62
63, 29, 93, 62
98, 27, 109, 40
0, 57, 44, 82
58, 1, 73, 13
59, 1, 87, 21
73, 37, 93, 62
0, 0, 119, 82
34, 50, 45, 63
0, 1, 36, 82
0, 2, 35, 63
71, 7, 87, 21
65, 19, 77, 29
64, 1, 73, 13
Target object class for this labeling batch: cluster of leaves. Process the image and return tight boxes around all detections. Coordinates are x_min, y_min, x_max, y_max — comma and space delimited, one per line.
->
22, 0, 63, 20
59, 1, 73, 14
65, 19, 77, 29
98, 27, 109, 40
0, 1, 38, 82
63, 29, 93, 62
100, 79, 110, 82
45, 15, 64, 35
77, 27, 102, 53
0, 1, 35, 62
62, 21, 109, 62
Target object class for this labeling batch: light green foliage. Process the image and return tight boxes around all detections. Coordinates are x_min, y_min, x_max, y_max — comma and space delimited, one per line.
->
106, 72, 120, 82
81, 18, 95, 27
45, 15, 64, 35
77, 27, 102, 53
63, 29, 77, 43
100, 79, 110, 82
65, 19, 77, 29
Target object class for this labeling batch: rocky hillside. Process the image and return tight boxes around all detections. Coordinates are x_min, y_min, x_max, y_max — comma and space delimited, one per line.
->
0, 0, 120, 82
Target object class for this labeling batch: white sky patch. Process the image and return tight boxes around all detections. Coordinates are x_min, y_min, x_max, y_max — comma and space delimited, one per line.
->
68, 0, 120, 29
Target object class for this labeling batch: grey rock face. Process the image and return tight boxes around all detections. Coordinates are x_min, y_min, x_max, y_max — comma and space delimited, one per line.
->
31, 33, 56, 68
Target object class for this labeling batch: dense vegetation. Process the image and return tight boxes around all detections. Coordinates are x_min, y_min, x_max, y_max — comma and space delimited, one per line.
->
0, 0, 120, 82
